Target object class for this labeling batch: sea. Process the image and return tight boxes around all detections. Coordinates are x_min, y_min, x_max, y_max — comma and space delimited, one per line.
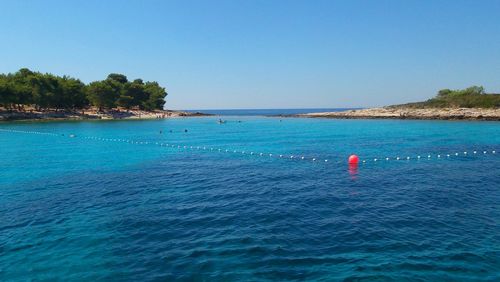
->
184, 108, 358, 116
0, 108, 499, 281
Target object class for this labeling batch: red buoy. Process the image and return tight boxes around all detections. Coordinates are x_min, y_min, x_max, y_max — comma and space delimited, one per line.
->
348, 154, 359, 164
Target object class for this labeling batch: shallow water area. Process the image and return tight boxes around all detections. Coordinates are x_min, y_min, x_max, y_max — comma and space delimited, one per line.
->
0, 116, 499, 281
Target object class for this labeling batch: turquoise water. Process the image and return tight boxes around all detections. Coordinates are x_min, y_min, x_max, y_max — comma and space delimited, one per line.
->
1, 116, 499, 281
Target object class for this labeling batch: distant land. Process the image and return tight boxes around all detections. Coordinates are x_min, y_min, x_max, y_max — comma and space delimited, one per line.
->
184, 108, 362, 116
298, 86, 500, 121
2, 70, 500, 122
0, 68, 207, 121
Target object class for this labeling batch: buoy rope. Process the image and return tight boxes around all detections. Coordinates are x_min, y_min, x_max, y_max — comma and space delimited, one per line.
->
1, 128, 497, 165
358, 150, 497, 164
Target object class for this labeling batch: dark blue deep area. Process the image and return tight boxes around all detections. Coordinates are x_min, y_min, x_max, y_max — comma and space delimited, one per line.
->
0, 117, 499, 281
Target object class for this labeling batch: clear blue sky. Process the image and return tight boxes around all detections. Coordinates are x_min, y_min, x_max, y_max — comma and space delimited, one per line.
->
1, 0, 499, 109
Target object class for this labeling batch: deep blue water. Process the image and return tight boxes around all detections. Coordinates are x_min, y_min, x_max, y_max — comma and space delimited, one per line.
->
0, 116, 499, 281
184, 108, 358, 116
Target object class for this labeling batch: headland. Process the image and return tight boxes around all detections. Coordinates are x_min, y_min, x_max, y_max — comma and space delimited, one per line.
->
296, 86, 500, 121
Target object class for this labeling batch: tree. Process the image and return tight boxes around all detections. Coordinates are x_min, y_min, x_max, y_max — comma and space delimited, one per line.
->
127, 80, 148, 108
107, 73, 128, 84
0, 69, 170, 111
0, 75, 13, 108
143, 81, 167, 110
33, 73, 60, 110
11, 69, 35, 110
436, 86, 485, 99
462, 86, 484, 95
118, 82, 139, 109
116, 94, 134, 109
60, 76, 88, 109
437, 89, 452, 98
87, 81, 117, 110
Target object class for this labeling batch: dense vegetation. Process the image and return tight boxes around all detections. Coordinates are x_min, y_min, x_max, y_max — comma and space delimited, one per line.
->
0, 68, 167, 111
392, 86, 500, 109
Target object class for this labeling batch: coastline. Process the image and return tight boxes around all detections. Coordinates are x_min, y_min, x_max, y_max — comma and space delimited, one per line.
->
294, 107, 500, 121
3, 107, 500, 122
0, 108, 210, 122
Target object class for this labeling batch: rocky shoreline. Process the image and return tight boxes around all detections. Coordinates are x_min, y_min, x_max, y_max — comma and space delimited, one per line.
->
296, 107, 500, 121
0, 108, 210, 122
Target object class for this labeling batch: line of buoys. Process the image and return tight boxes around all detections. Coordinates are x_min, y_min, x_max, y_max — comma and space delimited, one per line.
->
361, 150, 497, 165
2, 128, 497, 166
83, 135, 332, 163
0, 128, 60, 136
64, 131, 333, 163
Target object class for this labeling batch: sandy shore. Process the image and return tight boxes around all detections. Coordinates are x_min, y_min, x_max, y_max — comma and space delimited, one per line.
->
296, 107, 500, 121
0, 108, 209, 122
